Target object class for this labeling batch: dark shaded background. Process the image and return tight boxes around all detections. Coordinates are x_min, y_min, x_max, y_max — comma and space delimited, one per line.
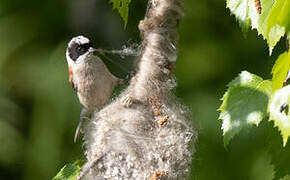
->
0, 0, 288, 179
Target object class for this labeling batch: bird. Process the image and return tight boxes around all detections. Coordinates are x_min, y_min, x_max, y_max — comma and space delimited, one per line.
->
66, 35, 123, 142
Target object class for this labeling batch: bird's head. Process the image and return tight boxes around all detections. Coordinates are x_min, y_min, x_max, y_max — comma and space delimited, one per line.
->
66, 35, 96, 65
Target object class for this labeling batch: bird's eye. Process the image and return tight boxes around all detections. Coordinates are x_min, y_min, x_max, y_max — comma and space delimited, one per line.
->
77, 46, 83, 51
76, 43, 90, 53
81, 43, 90, 50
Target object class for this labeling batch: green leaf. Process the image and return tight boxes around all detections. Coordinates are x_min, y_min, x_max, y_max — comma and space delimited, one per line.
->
269, 85, 290, 146
109, 0, 131, 27
227, 0, 290, 53
53, 160, 85, 180
219, 71, 272, 146
226, 0, 251, 33
272, 51, 290, 91
266, 0, 290, 54
267, 122, 290, 179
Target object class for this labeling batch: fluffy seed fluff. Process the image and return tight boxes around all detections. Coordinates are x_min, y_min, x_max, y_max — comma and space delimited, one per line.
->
81, 0, 197, 179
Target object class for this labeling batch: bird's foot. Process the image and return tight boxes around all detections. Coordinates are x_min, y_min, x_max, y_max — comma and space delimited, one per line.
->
74, 108, 91, 143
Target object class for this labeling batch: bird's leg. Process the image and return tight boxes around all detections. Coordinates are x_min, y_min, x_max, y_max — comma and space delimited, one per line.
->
74, 108, 91, 142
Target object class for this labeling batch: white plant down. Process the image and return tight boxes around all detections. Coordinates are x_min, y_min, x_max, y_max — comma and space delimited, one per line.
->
78, 0, 197, 179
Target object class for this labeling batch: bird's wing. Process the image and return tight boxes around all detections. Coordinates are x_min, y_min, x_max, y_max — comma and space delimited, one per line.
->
68, 66, 77, 92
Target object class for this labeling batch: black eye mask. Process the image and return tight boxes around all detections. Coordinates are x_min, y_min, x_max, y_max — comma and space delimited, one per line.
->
68, 42, 92, 61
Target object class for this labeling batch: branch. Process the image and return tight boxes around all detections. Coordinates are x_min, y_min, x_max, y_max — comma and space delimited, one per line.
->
80, 0, 197, 179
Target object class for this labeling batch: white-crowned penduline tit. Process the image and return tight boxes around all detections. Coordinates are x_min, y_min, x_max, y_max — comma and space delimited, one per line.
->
66, 35, 123, 142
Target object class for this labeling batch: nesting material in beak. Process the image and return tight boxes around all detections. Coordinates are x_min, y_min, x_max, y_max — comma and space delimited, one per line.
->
88, 47, 97, 53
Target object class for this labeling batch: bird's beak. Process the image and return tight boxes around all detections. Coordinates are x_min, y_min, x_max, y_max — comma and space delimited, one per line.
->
88, 47, 97, 53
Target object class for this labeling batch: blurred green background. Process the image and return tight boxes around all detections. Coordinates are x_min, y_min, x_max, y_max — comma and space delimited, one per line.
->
0, 0, 289, 180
